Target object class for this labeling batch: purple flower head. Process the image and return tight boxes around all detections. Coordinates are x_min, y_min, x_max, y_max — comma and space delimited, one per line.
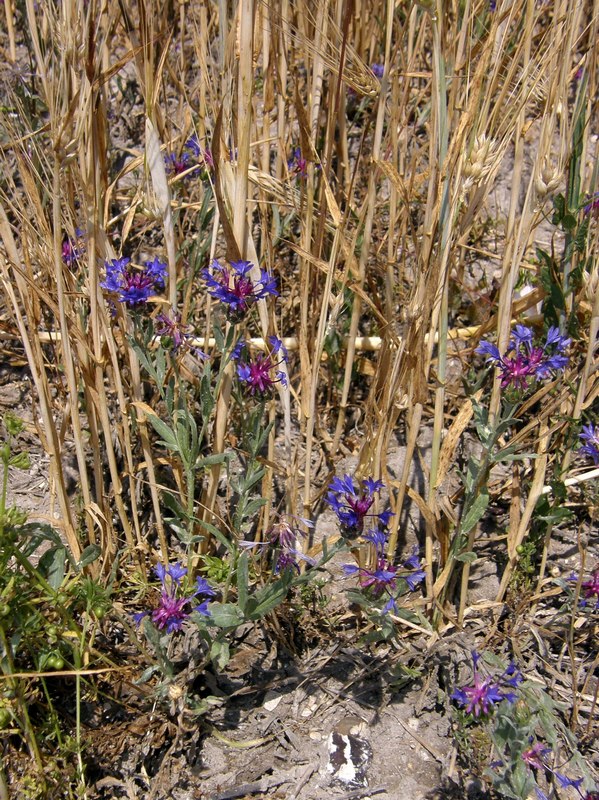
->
154, 313, 209, 360
583, 192, 599, 216
101, 257, 167, 308
62, 228, 85, 266
134, 561, 215, 633
152, 592, 191, 632
288, 147, 308, 179
165, 151, 192, 177
185, 135, 214, 174
522, 741, 590, 799
203, 259, 278, 322
326, 474, 393, 538
522, 741, 551, 770
344, 559, 398, 595
237, 354, 282, 395
235, 339, 288, 397
241, 515, 314, 575
476, 324, 569, 391
575, 566, 599, 609
579, 424, 599, 465
343, 546, 424, 614
268, 517, 307, 549
371, 63, 384, 79
500, 353, 534, 389
451, 651, 521, 717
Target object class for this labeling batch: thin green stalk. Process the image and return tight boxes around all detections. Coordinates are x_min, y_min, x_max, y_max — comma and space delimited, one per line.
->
0, 625, 45, 778
0, 452, 8, 537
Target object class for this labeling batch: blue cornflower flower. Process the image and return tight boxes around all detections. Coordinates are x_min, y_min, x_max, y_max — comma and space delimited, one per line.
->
234, 338, 288, 396
101, 257, 167, 307
476, 340, 501, 362
579, 423, 599, 465
203, 259, 278, 322
239, 515, 315, 574
268, 335, 289, 361
371, 63, 384, 78
133, 562, 215, 633
522, 740, 593, 800
185, 135, 213, 173
582, 191, 599, 216
154, 313, 209, 359
544, 326, 571, 351
451, 651, 522, 717
343, 560, 398, 595
326, 474, 392, 538
288, 147, 308, 178
475, 324, 569, 390
165, 151, 192, 177
343, 548, 424, 613
62, 228, 85, 265
403, 546, 421, 570
570, 566, 599, 609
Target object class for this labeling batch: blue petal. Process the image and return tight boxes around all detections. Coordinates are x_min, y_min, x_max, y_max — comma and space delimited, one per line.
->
475, 341, 501, 362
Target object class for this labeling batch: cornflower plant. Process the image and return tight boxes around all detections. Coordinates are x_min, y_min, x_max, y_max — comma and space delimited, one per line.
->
578, 423, 599, 465
326, 474, 426, 637
451, 652, 596, 800
441, 321, 573, 622
203, 258, 278, 322
451, 650, 522, 718
239, 515, 315, 574
343, 543, 425, 616
521, 741, 597, 800
475, 324, 570, 392
232, 337, 289, 396
101, 256, 167, 307
568, 565, 599, 610
154, 312, 208, 359
287, 146, 308, 179
133, 562, 216, 634
185, 134, 214, 174
582, 191, 599, 216
325, 474, 393, 539
61, 228, 85, 265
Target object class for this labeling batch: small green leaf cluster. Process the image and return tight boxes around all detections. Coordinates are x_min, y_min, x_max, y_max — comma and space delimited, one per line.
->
0, 412, 106, 781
